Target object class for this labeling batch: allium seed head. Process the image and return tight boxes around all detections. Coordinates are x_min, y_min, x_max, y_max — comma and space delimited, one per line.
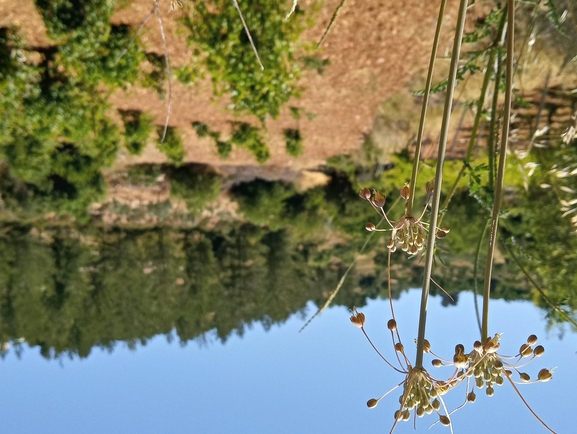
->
527, 334, 538, 346
387, 319, 397, 331
534, 345, 545, 357
367, 398, 379, 408
538, 368, 553, 382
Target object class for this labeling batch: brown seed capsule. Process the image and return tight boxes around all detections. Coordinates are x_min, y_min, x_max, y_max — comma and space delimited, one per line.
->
455, 344, 465, 354
440, 226, 450, 233
439, 415, 451, 426
519, 372, 531, 382
425, 180, 434, 195
365, 222, 376, 232
395, 343, 405, 353
394, 410, 402, 421
436, 230, 447, 239
504, 369, 513, 378
400, 185, 410, 200
432, 399, 441, 411
350, 311, 366, 328
538, 368, 553, 382
387, 319, 397, 331
359, 187, 372, 200
474, 340, 483, 352
423, 339, 431, 353
534, 345, 545, 357
467, 391, 477, 403
527, 334, 538, 346
367, 398, 379, 408
486, 386, 494, 397
453, 353, 468, 369
372, 191, 386, 208
519, 343, 532, 358
386, 238, 395, 249
432, 359, 443, 367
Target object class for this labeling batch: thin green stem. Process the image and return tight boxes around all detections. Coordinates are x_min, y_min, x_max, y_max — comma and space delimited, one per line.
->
487, 51, 503, 191
473, 218, 491, 335
317, 0, 348, 48
481, 0, 514, 343
415, 0, 469, 369
407, 0, 448, 216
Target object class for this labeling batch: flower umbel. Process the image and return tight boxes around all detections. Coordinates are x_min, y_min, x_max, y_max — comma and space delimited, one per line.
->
359, 186, 449, 255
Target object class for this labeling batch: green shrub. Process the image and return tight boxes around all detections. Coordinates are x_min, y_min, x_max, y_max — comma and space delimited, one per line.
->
284, 129, 303, 157
121, 110, 154, 155
157, 127, 185, 165
231, 123, 269, 163
181, 0, 305, 122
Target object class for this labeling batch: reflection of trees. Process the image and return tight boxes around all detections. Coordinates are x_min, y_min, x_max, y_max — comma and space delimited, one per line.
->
0, 217, 532, 359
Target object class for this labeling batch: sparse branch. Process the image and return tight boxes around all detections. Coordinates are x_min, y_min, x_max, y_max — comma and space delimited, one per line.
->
317, 0, 347, 48
232, 0, 264, 70
285, 0, 298, 20
154, 0, 172, 143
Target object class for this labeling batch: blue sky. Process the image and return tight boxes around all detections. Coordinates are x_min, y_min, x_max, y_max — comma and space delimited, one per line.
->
0, 290, 572, 434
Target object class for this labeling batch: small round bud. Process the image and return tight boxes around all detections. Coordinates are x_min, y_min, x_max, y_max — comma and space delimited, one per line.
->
416, 406, 425, 418
394, 410, 402, 421
440, 226, 450, 233
386, 238, 395, 249
467, 391, 476, 402
455, 344, 465, 354
400, 185, 410, 200
372, 191, 386, 208
439, 415, 451, 426
367, 398, 379, 408
519, 372, 531, 382
423, 339, 431, 353
395, 343, 405, 353
504, 369, 513, 378
453, 353, 468, 369
475, 377, 485, 389
493, 359, 503, 369
387, 319, 397, 331
359, 187, 372, 200
534, 345, 545, 357
527, 334, 538, 346
495, 375, 504, 386
538, 368, 553, 382
432, 359, 443, 367
365, 222, 376, 232
432, 399, 441, 411
474, 341, 483, 352
425, 180, 434, 195
486, 386, 494, 397
402, 410, 411, 421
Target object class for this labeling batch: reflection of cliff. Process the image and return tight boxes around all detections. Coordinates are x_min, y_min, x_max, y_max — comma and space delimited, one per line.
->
0, 219, 530, 359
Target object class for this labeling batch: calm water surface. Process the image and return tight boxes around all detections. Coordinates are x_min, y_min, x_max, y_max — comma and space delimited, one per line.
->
0, 290, 573, 434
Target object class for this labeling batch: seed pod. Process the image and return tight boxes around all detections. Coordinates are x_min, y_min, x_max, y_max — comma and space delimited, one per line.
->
467, 391, 476, 403
527, 334, 538, 346
439, 415, 451, 426
423, 339, 431, 353
432, 399, 441, 411
486, 386, 494, 397
493, 359, 503, 370
432, 359, 443, 367
425, 180, 434, 195
394, 410, 402, 421
538, 368, 553, 382
386, 238, 395, 249
504, 369, 513, 378
519, 372, 531, 382
387, 319, 397, 331
395, 343, 405, 353
495, 375, 504, 386
400, 185, 410, 200
455, 344, 465, 354
372, 191, 386, 208
416, 406, 425, 418
473, 340, 483, 352
475, 376, 485, 389
440, 226, 450, 233
534, 345, 545, 357
367, 398, 379, 408
359, 187, 372, 200
402, 410, 411, 421
365, 222, 376, 232
436, 230, 447, 239
519, 343, 532, 357
350, 311, 366, 328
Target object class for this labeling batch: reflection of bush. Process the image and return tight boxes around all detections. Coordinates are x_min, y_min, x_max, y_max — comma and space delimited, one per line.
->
181, 0, 304, 122
169, 165, 221, 214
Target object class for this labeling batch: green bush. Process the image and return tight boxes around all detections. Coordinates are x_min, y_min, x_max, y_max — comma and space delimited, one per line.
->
181, 0, 305, 122
284, 129, 303, 157
157, 127, 185, 165
121, 110, 155, 155
169, 165, 222, 214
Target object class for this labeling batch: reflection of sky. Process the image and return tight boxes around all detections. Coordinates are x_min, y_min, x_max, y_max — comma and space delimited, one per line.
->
0, 291, 573, 434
